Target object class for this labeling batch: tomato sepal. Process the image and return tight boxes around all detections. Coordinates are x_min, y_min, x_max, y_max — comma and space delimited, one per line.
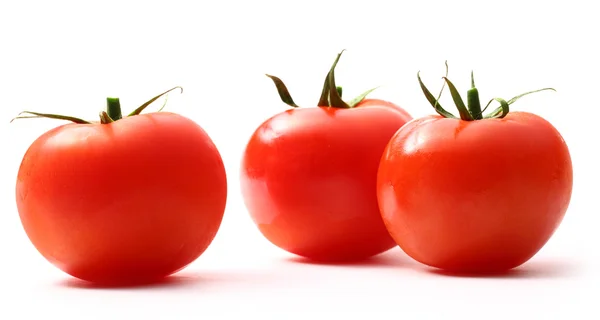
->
10, 111, 92, 124
417, 62, 457, 119
442, 76, 474, 121
265, 74, 301, 108
266, 50, 380, 109
482, 87, 556, 119
99, 111, 114, 124
419, 62, 556, 121
127, 86, 183, 116
10, 86, 183, 125
347, 86, 380, 108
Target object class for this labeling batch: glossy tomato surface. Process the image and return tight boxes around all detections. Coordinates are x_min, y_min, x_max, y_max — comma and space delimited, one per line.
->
377, 111, 573, 272
241, 100, 412, 261
16, 112, 227, 284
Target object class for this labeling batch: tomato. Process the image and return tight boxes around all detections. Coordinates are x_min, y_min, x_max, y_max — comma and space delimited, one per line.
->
377, 67, 573, 273
240, 51, 412, 262
13, 87, 227, 285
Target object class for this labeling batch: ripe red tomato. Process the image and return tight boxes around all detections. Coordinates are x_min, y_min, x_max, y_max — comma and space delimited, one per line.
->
13, 87, 227, 285
377, 68, 573, 273
240, 51, 412, 262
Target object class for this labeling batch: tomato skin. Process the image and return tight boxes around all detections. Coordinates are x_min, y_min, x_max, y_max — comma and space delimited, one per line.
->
16, 112, 227, 284
377, 111, 573, 272
240, 100, 412, 261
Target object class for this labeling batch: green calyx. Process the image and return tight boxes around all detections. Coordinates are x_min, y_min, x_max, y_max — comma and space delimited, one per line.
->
418, 61, 555, 120
10, 86, 183, 124
266, 50, 379, 109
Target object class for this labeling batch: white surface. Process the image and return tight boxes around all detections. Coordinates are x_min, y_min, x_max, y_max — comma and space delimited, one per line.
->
0, 0, 597, 319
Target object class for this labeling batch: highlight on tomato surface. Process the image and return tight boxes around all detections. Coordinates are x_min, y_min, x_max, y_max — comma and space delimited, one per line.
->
376, 62, 573, 273
12, 87, 228, 285
240, 50, 413, 262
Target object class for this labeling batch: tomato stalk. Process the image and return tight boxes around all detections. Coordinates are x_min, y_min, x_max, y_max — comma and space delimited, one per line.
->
106, 97, 123, 121
418, 62, 556, 120
467, 72, 483, 120
10, 87, 183, 124
266, 50, 379, 109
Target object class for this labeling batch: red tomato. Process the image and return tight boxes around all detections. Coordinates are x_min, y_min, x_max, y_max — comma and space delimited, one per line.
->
377, 69, 573, 273
240, 52, 412, 261
14, 88, 227, 285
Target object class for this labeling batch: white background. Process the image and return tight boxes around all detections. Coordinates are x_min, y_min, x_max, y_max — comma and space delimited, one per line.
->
0, 0, 597, 319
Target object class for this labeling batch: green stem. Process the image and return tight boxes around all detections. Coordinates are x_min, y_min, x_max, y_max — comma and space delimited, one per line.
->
467, 71, 482, 120
106, 97, 122, 121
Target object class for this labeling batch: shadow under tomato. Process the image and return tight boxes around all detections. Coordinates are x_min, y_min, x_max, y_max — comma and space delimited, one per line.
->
285, 248, 409, 269
424, 259, 580, 279
57, 271, 208, 290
